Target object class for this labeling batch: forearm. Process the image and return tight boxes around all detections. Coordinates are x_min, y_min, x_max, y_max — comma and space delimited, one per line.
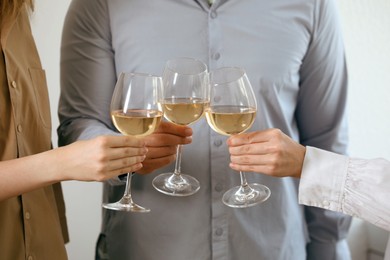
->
0, 150, 62, 201
1, 135, 148, 200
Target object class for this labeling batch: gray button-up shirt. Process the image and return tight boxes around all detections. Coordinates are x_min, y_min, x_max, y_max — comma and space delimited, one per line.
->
58, 0, 351, 259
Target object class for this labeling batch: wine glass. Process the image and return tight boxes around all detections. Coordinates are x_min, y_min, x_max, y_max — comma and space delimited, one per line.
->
102, 72, 163, 212
206, 67, 271, 208
152, 57, 209, 196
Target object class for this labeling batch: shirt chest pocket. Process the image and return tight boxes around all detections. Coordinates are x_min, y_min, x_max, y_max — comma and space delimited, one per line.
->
29, 68, 52, 129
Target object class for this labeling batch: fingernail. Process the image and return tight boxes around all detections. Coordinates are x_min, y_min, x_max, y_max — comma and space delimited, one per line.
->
184, 128, 193, 135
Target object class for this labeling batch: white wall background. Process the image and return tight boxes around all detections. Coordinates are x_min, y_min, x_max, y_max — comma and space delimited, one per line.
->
30, 1, 389, 259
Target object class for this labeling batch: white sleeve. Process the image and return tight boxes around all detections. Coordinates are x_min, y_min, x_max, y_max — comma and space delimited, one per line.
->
299, 146, 390, 232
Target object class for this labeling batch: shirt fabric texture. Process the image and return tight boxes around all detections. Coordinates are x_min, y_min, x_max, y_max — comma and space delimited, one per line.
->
300, 146, 390, 259
0, 5, 68, 260
59, 0, 351, 259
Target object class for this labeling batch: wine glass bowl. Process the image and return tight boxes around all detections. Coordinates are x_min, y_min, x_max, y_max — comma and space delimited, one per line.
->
111, 109, 163, 137
161, 97, 208, 126
205, 105, 256, 136
152, 57, 209, 196
206, 67, 271, 208
102, 72, 163, 212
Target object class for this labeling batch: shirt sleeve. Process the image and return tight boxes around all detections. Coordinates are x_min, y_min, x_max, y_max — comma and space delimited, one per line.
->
58, 0, 123, 186
58, 0, 117, 145
295, 0, 351, 258
300, 146, 390, 232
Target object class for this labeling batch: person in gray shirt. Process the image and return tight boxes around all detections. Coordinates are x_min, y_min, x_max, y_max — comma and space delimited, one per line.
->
58, 0, 352, 259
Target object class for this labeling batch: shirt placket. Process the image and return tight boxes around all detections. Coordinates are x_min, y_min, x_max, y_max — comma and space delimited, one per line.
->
208, 6, 228, 259
5, 59, 23, 158
21, 195, 34, 260
4, 53, 33, 258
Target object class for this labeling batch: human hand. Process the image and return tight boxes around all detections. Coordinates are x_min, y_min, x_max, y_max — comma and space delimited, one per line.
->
56, 135, 147, 182
136, 121, 192, 174
227, 128, 306, 178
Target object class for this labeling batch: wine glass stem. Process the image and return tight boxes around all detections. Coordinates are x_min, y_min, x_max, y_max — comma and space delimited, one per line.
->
173, 144, 183, 175
122, 172, 134, 202
239, 171, 249, 187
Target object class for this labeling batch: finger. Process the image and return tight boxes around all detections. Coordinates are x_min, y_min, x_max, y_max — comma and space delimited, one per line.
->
137, 155, 176, 174
154, 121, 192, 137
227, 128, 279, 147
229, 142, 273, 156
145, 133, 192, 147
227, 132, 259, 146
108, 146, 148, 160
144, 146, 177, 159
108, 155, 146, 172
98, 135, 146, 148
107, 163, 144, 179
230, 154, 270, 166
229, 162, 272, 176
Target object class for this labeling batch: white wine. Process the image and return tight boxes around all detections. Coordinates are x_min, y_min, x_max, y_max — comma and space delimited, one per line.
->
206, 106, 256, 136
111, 109, 163, 137
162, 97, 209, 125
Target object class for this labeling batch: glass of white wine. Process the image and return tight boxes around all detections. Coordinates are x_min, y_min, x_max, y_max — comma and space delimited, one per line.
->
206, 67, 271, 208
102, 72, 163, 212
152, 57, 209, 196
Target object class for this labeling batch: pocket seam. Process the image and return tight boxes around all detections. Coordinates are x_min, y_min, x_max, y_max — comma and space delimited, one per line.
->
28, 68, 52, 130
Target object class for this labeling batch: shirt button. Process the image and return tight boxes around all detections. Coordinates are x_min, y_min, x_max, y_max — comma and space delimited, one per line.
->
11, 81, 17, 88
215, 183, 223, 192
213, 96, 221, 103
212, 52, 220, 60
25, 212, 31, 220
214, 139, 222, 147
210, 11, 217, 19
17, 124, 23, 133
323, 200, 330, 207
215, 228, 223, 236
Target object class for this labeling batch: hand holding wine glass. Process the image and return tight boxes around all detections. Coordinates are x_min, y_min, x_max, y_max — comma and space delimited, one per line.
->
102, 72, 163, 212
206, 67, 271, 208
152, 57, 209, 196
135, 122, 193, 174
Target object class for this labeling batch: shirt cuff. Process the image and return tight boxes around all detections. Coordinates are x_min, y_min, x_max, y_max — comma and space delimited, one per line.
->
106, 175, 127, 186
299, 146, 349, 212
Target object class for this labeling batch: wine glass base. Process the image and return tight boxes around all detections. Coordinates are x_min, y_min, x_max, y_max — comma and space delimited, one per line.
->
152, 173, 200, 197
222, 183, 271, 208
102, 202, 150, 213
